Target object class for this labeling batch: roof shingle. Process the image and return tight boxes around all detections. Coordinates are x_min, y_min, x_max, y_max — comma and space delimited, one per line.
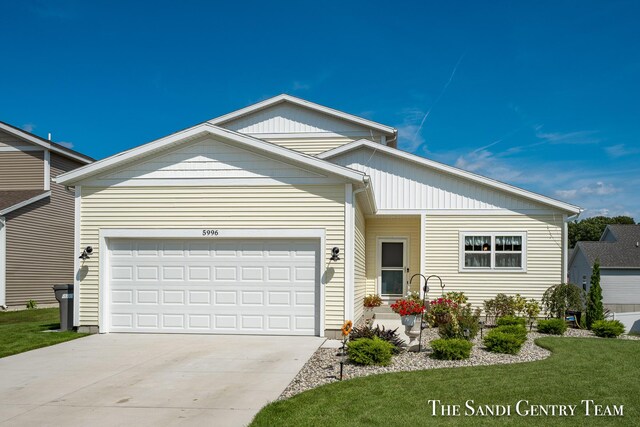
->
576, 225, 640, 268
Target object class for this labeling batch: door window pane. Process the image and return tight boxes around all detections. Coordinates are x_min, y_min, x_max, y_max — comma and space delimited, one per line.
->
381, 243, 403, 268
381, 270, 403, 295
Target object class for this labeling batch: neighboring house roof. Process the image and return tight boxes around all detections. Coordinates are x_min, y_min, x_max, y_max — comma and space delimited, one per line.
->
208, 94, 397, 138
0, 190, 51, 215
0, 121, 94, 164
318, 139, 581, 214
574, 225, 640, 269
54, 123, 369, 186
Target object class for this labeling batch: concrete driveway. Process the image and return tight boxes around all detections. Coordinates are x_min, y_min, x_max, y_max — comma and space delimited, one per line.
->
0, 334, 324, 426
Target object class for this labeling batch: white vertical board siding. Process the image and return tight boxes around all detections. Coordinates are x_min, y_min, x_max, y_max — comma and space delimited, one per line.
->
331, 148, 545, 211
601, 271, 640, 305
79, 185, 345, 331
365, 216, 421, 296
221, 103, 376, 136
424, 214, 564, 309
354, 199, 366, 322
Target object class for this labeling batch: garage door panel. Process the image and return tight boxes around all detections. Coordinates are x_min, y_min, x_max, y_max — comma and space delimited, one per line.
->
108, 238, 319, 335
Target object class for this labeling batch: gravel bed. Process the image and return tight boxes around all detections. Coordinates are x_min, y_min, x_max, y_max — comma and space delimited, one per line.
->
279, 327, 639, 399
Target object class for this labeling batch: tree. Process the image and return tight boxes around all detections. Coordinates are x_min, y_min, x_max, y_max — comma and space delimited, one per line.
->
586, 260, 604, 329
568, 216, 635, 248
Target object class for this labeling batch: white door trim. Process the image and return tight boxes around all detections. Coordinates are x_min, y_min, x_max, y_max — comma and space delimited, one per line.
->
376, 237, 408, 299
98, 228, 326, 335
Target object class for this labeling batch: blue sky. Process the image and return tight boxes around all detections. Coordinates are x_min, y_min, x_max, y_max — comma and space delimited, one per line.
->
1, 1, 639, 219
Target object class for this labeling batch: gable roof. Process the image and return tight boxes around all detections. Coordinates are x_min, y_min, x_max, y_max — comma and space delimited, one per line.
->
208, 94, 397, 137
574, 225, 640, 269
54, 122, 368, 186
0, 121, 94, 164
318, 139, 581, 214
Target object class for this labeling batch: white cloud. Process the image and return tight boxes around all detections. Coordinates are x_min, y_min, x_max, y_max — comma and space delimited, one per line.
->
534, 128, 600, 145
395, 108, 429, 152
57, 141, 74, 149
22, 123, 35, 133
605, 144, 638, 158
554, 182, 619, 199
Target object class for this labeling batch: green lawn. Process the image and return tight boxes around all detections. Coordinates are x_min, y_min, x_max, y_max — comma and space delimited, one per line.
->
0, 308, 87, 358
252, 338, 640, 426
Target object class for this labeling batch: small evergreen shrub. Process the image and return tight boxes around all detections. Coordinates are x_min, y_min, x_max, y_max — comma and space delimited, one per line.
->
430, 338, 473, 360
483, 330, 525, 355
586, 261, 605, 329
537, 318, 567, 335
497, 316, 526, 327
591, 320, 625, 338
347, 337, 394, 366
493, 325, 527, 342
349, 325, 404, 353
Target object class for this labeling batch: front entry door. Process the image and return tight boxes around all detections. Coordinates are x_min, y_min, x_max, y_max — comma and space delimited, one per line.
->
379, 239, 407, 299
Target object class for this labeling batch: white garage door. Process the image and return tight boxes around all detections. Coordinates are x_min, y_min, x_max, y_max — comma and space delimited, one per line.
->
107, 238, 319, 335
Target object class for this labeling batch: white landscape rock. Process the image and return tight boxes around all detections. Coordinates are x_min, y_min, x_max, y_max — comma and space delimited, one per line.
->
279, 327, 639, 400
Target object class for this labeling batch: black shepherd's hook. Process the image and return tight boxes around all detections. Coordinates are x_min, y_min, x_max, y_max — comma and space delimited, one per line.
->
409, 274, 445, 352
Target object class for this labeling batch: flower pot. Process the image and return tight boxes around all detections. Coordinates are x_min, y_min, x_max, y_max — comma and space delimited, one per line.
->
401, 315, 418, 327
404, 318, 422, 351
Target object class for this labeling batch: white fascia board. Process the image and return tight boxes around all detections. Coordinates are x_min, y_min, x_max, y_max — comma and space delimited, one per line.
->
208, 94, 397, 136
0, 191, 51, 216
55, 123, 367, 185
319, 139, 582, 215
0, 122, 92, 164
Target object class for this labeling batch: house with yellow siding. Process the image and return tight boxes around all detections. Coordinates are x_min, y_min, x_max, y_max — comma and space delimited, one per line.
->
55, 94, 581, 338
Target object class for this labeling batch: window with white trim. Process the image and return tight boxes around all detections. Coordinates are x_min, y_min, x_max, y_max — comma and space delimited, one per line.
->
460, 232, 526, 271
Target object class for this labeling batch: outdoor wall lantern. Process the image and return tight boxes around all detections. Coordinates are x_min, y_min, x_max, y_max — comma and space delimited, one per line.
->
330, 247, 340, 262
79, 246, 93, 260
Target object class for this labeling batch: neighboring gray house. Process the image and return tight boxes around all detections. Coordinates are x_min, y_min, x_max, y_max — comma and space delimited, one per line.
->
568, 224, 640, 313
0, 121, 93, 308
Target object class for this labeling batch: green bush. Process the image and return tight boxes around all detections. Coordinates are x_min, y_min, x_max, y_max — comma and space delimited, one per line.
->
349, 325, 404, 353
497, 316, 526, 327
591, 320, 625, 338
437, 307, 480, 340
493, 325, 527, 342
347, 337, 394, 366
483, 330, 525, 355
430, 338, 473, 360
537, 318, 567, 335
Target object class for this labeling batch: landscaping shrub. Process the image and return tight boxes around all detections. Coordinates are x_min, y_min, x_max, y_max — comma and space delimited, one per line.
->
586, 261, 605, 329
349, 325, 404, 353
438, 305, 480, 340
591, 320, 625, 338
347, 337, 394, 366
497, 316, 526, 327
483, 330, 525, 355
493, 325, 527, 342
537, 318, 567, 335
483, 293, 518, 318
542, 283, 585, 319
430, 338, 473, 360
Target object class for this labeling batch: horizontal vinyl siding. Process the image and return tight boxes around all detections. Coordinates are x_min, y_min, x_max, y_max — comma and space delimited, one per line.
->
424, 215, 563, 309
0, 151, 44, 190
263, 137, 356, 156
601, 271, 640, 304
365, 216, 421, 296
354, 199, 366, 322
79, 185, 345, 330
5, 153, 83, 305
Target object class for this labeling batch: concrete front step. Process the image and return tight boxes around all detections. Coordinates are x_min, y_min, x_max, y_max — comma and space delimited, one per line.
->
373, 312, 400, 320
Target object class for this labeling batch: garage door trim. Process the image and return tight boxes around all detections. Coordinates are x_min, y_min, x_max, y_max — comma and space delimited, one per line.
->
98, 228, 326, 334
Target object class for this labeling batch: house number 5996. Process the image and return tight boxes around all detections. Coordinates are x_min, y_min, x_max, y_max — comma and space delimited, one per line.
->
202, 229, 219, 236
